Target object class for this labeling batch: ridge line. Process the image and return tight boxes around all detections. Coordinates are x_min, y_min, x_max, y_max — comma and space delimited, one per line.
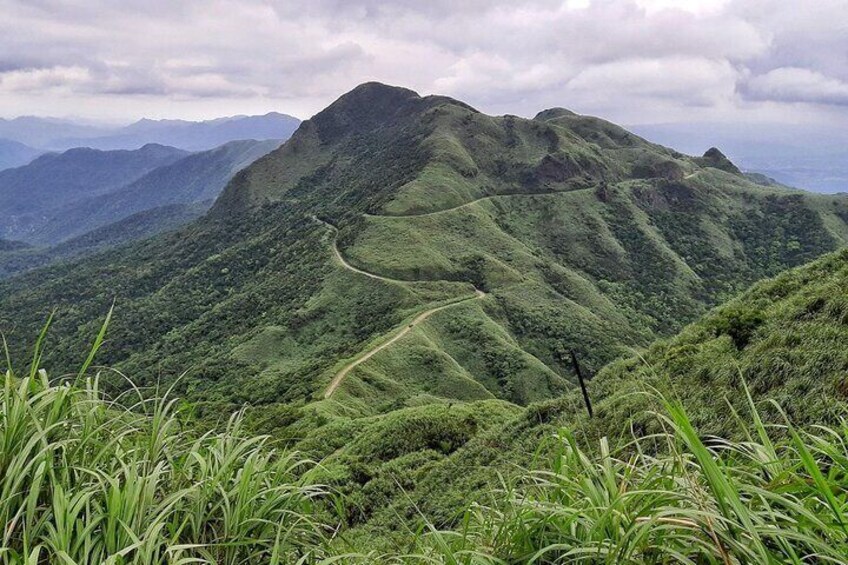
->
364, 187, 593, 218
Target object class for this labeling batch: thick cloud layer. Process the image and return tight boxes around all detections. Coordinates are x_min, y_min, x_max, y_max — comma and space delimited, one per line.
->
0, 0, 846, 125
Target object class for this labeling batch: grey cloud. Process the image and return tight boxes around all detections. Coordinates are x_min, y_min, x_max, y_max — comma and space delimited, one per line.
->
0, 0, 846, 125
744, 67, 848, 106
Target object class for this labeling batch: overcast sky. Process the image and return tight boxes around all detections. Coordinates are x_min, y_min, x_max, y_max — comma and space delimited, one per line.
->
1, 0, 847, 126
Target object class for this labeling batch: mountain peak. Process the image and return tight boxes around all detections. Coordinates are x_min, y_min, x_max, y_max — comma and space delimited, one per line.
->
698, 146, 741, 175
534, 107, 579, 121
703, 147, 728, 160
309, 82, 424, 141
340, 81, 420, 103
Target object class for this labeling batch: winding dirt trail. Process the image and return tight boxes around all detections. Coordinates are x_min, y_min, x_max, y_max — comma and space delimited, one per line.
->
323, 289, 485, 398
313, 216, 486, 398
319, 218, 410, 284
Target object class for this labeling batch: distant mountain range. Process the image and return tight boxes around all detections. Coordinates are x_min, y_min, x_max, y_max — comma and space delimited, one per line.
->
32, 139, 283, 244
0, 144, 189, 235
0, 139, 282, 248
0, 110, 296, 275
51, 113, 300, 151
0, 117, 108, 148
0, 138, 43, 170
0, 112, 300, 155
631, 122, 848, 194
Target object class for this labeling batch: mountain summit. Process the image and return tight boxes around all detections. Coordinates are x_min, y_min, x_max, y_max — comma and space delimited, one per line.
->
213, 82, 739, 219
697, 146, 742, 174
311, 82, 425, 138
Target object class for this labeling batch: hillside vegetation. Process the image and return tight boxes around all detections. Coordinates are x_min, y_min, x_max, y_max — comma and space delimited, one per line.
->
0, 203, 209, 279
0, 365, 333, 563
5, 249, 848, 563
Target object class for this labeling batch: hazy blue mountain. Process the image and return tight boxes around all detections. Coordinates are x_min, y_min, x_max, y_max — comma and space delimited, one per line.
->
630, 122, 848, 193
50, 112, 300, 151
0, 112, 300, 152
0, 202, 208, 279
0, 139, 43, 171
31, 139, 282, 244
0, 144, 189, 241
0, 117, 111, 147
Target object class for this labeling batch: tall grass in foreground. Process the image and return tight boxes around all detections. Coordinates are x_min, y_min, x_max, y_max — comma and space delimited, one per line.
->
0, 366, 333, 564
396, 389, 848, 564
4, 324, 848, 564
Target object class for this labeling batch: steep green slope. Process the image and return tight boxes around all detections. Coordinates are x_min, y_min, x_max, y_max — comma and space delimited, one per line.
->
591, 245, 848, 431
1, 82, 847, 418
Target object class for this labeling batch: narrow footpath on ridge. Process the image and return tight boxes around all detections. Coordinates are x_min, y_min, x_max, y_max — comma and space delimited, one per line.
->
314, 176, 699, 398
313, 216, 486, 398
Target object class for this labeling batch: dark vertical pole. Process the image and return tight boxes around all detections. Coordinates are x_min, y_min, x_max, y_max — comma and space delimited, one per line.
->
570, 350, 593, 418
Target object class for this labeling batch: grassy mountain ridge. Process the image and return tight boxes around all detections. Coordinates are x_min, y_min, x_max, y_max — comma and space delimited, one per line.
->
1, 82, 847, 415
2, 244, 846, 563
